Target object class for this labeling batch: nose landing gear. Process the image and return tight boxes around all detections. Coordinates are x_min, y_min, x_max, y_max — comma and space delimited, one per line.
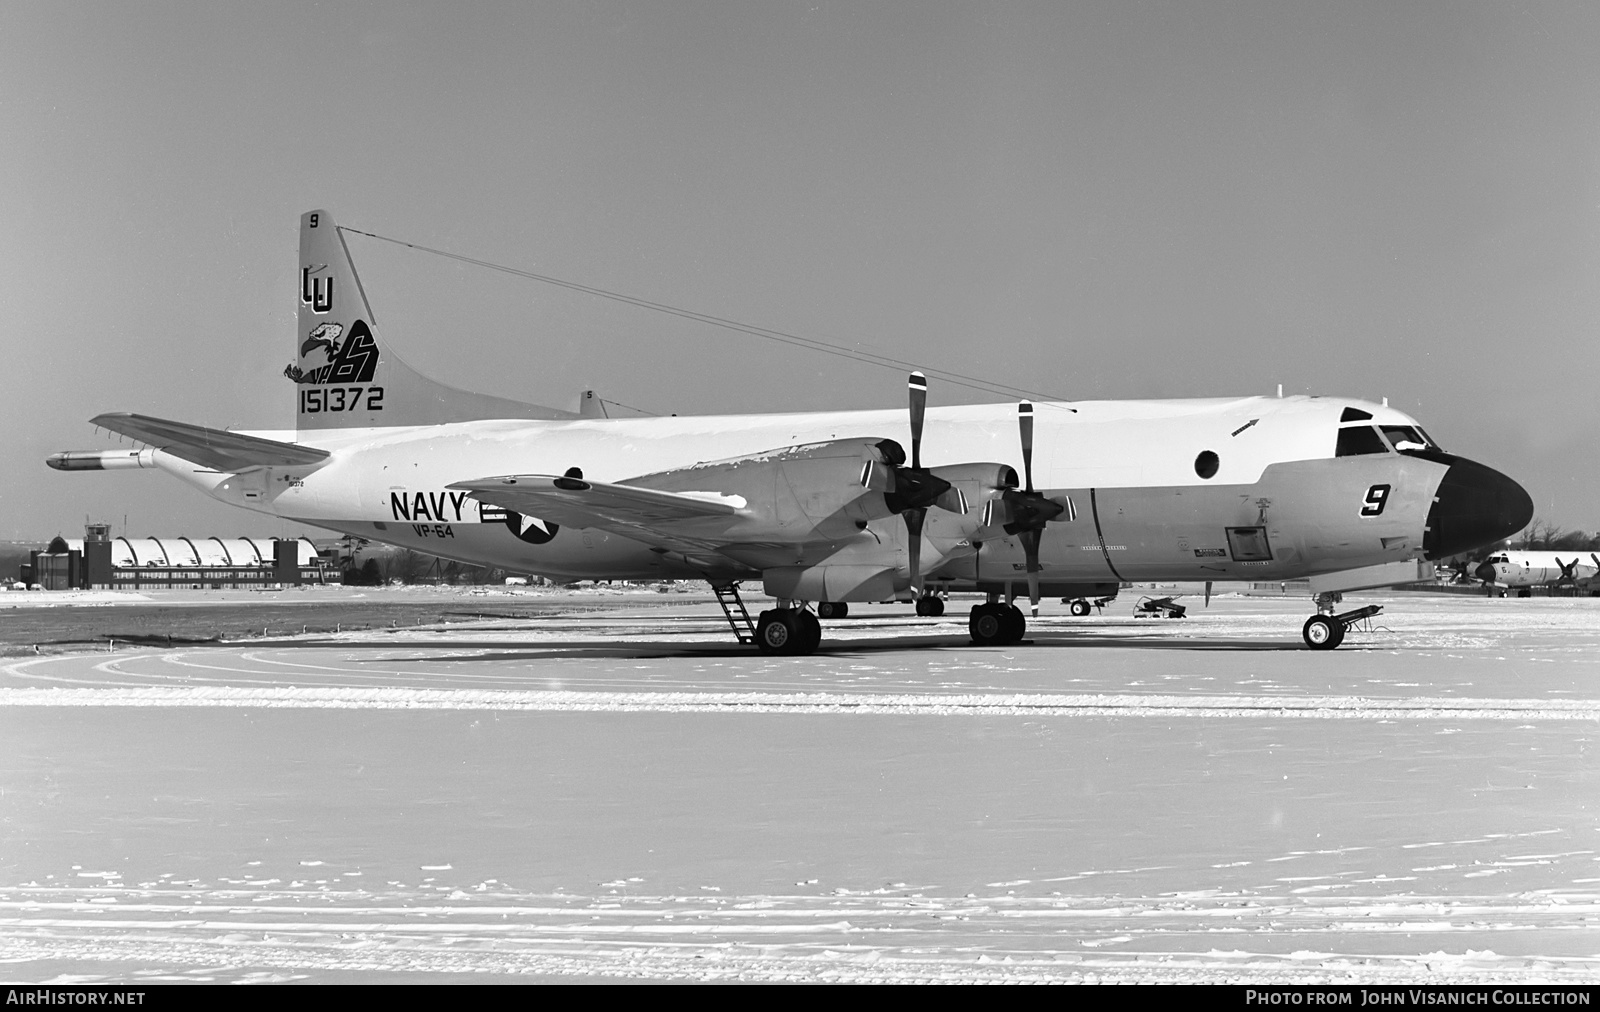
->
1302, 598, 1384, 651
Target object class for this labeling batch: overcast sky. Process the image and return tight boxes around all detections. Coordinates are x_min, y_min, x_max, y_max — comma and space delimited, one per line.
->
4, 1, 1597, 541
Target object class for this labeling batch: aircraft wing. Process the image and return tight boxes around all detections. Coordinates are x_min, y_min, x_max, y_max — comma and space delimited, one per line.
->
450, 474, 748, 559
90, 413, 331, 471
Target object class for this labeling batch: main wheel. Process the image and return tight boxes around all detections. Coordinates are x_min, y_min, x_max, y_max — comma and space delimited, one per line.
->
817, 601, 848, 619
916, 596, 945, 617
793, 610, 821, 654
756, 610, 798, 655
1302, 614, 1343, 651
1069, 598, 1091, 617
969, 603, 1005, 645
1000, 605, 1026, 644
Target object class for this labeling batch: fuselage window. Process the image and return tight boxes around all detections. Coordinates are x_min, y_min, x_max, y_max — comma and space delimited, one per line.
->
1194, 450, 1219, 479
1336, 425, 1389, 457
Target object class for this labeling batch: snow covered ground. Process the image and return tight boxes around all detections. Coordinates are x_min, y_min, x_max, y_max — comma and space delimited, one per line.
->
1, 594, 1597, 982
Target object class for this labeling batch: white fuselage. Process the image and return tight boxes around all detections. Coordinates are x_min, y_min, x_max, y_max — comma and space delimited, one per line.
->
137, 392, 1459, 588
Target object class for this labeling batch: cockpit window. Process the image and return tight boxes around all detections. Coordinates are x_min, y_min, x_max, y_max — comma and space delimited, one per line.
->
1380, 425, 1434, 453
1336, 425, 1389, 456
1340, 407, 1374, 422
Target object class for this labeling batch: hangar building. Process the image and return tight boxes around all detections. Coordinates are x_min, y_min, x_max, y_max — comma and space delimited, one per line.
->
23, 525, 327, 590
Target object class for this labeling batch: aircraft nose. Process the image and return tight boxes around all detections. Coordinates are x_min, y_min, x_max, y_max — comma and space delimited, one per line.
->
1473, 561, 1496, 583
1423, 458, 1534, 560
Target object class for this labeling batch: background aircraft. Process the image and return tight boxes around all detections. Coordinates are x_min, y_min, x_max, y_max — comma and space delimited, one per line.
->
48, 211, 1534, 654
1473, 550, 1600, 596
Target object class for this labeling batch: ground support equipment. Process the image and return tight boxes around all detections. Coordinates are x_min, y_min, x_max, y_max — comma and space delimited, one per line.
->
1135, 596, 1187, 619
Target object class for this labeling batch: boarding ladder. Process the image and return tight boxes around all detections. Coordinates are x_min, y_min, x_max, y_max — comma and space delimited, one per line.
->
711, 581, 756, 644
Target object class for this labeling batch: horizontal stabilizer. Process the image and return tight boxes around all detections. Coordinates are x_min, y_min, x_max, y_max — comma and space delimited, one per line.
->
450, 474, 746, 532
90, 413, 331, 472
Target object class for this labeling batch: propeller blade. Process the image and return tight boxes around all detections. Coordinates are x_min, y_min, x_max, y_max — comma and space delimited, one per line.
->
905, 507, 925, 595
908, 372, 927, 471
1020, 528, 1043, 616
1556, 557, 1577, 585
1018, 401, 1035, 492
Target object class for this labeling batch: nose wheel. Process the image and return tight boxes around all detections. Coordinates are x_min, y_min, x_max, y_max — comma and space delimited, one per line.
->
1302, 614, 1345, 650
1301, 604, 1382, 650
915, 595, 945, 617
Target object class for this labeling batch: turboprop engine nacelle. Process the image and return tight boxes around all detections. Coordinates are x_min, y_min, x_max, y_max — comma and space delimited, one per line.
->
761, 462, 1024, 601
925, 462, 1019, 527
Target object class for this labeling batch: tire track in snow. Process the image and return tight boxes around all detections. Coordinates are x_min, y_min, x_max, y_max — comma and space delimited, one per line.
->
2, 685, 1599, 719
4, 887, 1599, 983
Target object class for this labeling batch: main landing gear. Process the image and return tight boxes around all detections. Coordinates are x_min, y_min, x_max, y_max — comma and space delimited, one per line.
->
755, 607, 821, 656
969, 602, 1026, 646
1301, 593, 1383, 651
716, 582, 1031, 654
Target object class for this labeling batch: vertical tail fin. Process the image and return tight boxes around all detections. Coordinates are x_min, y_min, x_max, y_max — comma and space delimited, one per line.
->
290, 210, 573, 431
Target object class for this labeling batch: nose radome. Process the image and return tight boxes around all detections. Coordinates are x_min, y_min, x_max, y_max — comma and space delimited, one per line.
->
1424, 458, 1534, 560
1473, 561, 1496, 583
